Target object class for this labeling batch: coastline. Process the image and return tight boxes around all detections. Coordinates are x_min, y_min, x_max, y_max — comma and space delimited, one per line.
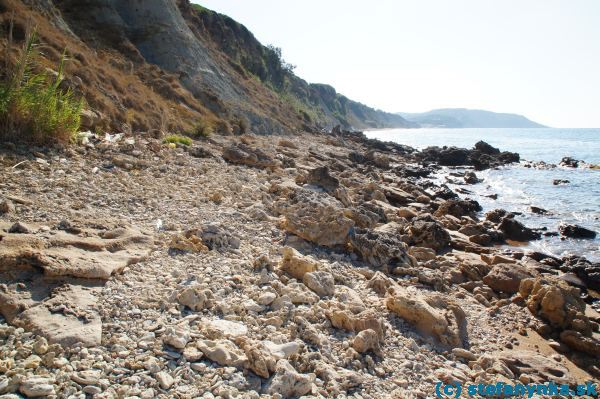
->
0, 129, 598, 397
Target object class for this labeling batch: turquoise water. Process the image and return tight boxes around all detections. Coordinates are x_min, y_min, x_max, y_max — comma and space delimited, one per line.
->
366, 128, 600, 261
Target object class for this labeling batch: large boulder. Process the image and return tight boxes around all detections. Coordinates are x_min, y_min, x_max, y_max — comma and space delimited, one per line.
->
349, 223, 417, 272
559, 224, 597, 239
386, 286, 467, 348
275, 188, 354, 247
223, 143, 279, 169
483, 263, 536, 293
404, 215, 451, 251
498, 217, 541, 241
433, 199, 482, 219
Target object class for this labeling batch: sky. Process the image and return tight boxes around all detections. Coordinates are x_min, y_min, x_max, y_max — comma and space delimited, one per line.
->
194, 0, 600, 128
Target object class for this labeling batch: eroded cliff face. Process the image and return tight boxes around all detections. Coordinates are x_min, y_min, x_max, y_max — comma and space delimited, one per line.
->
1, 0, 412, 133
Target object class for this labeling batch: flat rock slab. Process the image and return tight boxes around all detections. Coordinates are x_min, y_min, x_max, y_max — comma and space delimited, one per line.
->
0, 221, 153, 347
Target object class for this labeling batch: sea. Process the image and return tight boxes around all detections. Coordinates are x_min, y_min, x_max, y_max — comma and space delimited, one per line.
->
365, 128, 600, 262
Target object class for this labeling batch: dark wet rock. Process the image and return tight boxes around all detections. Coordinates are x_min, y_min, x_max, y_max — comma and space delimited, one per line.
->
415, 141, 519, 170
559, 157, 579, 168
350, 224, 417, 271
553, 179, 570, 185
432, 185, 459, 200
433, 199, 482, 219
530, 206, 549, 215
418, 146, 470, 166
560, 256, 600, 291
463, 171, 480, 184
404, 215, 451, 252
394, 164, 434, 178
469, 234, 492, 246
498, 218, 541, 241
474, 140, 500, 155
559, 224, 597, 239
484, 193, 499, 200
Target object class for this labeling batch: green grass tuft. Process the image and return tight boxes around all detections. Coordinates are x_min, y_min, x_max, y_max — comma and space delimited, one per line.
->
188, 120, 213, 138
163, 134, 192, 146
0, 28, 84, 144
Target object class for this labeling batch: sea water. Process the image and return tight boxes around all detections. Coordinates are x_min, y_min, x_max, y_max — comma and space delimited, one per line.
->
365, 128, 600, 262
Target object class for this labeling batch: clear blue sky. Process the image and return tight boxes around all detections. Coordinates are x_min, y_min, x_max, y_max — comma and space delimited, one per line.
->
194, 1, 600, 128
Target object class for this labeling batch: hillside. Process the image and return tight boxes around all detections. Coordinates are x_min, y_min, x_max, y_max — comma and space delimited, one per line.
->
0, 0, 412, 135
398, 108, 547, 128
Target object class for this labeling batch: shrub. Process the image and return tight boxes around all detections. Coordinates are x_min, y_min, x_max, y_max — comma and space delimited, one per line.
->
0, 28, 83, 144
189, 119, 213, 138
163, 134, 192, 146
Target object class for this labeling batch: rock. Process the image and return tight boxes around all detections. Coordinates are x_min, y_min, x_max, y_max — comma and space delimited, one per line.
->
279, 247, 319, 280
366, 272, 397, 296
235, 337, 276, 378
559, 224, 597, 239
263, 341, 301, 360
559, 330, 600, 356
386, 286, 467, 348
352, 329, 381, 354
155, 371, 175, 389
483, 263, 536, 293
397, 207, 417, 219
485, 209, 509, 223
32, 336, 48, 355
334, 286, 367, 313
408, 246, 437, 262
257, 292, 277, 306
71, 369, 101, 385
553, 179, 570, 185
559, 157, 579, 168
496, 350, 571, 384
463, 171, 480, 184
197, 339, 247, 368
280, 282, 319, 304
303, 271, 335, 297
276, 188, 354, 247
474, 141, 500, 155
405, 216, 451, 251
305, 166, 339, 193
327, 307, 385, 340
451, 348, 477, 361
199, 223, 240, 250
207, 319, 248, 338
0, 200, 15, 215
8, 221, 32, 234
264, 360, 314, 398
498, 218, 541, 241
19, 377, 55, 397
433, 199, 481, 219
519, 276, 592, 335
176, 285, 214, 311
349, 224, 417, 271
162, 326, 190, 349
530, 206, 548, 215
222, 143, 279, 169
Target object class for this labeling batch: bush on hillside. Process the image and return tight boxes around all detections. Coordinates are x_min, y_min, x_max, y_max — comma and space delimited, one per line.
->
0, 28, 83, 144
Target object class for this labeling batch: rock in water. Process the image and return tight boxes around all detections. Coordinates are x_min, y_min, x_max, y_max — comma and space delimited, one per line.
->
498, 217, 541, 241
559, 224, 597, 239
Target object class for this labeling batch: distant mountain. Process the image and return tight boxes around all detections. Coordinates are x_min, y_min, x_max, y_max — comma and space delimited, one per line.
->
397, 108, 547, 128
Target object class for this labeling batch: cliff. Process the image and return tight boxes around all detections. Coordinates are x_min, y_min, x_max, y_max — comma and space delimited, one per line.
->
0, 0, 412, 134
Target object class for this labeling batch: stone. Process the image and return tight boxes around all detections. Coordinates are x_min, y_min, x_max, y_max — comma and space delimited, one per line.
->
207, 319, 248, 338
19, 377, 55, 397
162, 326, 190, 349
327, 307, 385, 339
558, 224, 597, 239
235, 337, 276, 378
222, 143, 279, 169
279, 247, 319, 280
559, 157, 579, 168
276, 188, 354, 247
264, 360, 314, 397
483, 263, 536, 293
452, 348, 477, 361
71, 369, 101, 385
498, 218, 541, 241
519, 276, 592, 335
257, 292, 277, 306
386, 286, 467, 348
433, 199, 481, 219
408, 247, 437, 262
263, 341, 301, 360
496, 350, 571, 384
352, 329, 381, 354
169, 232, 209, 253
0, 199, 15, 214
305, 166, 339, 193
463, 171, 480, 184
397, 207, 417, 219
155, 371, 175, 389
404, 216, 451, 251
349, 224, 417, 271
199, 223, 240, 250
280, 282, 319, 304
366, 272, 397, 296
197, 339, 247, 368
176, 285, 214, 311
559, 330, 600, 356
8, 222, 32, 234
303, 271, 335, 297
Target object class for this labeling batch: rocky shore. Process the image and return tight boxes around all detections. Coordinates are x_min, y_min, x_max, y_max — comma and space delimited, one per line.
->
0, 130, 598, 399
